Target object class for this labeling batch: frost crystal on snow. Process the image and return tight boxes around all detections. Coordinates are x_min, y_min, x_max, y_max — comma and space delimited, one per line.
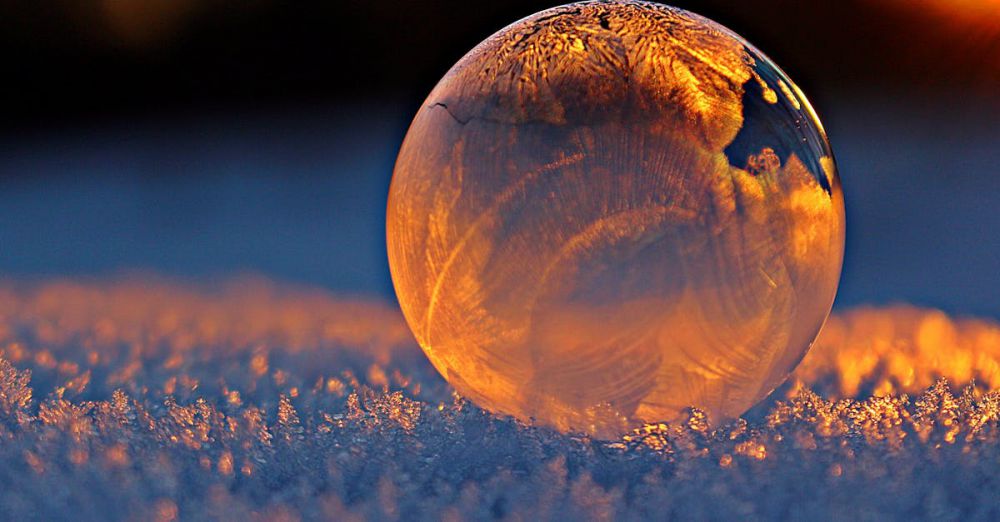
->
0, 278, 998, 519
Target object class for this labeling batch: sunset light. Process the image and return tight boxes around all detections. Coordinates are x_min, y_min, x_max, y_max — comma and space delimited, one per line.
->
1, 0, 997, 518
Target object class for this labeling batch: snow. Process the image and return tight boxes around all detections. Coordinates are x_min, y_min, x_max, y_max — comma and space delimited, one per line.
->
0, 276, 998, 520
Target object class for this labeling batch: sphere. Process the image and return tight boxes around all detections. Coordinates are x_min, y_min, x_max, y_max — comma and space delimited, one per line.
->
387, 0, 845, 437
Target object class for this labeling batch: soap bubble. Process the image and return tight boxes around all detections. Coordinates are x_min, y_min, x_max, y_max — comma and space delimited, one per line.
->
387, 0, 844, 437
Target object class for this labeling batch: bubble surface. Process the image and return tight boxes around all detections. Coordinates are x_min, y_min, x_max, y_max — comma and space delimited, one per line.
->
387, 0, 844, 437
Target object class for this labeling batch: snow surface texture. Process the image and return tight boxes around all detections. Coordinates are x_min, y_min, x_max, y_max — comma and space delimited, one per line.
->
0, 276, 998, 521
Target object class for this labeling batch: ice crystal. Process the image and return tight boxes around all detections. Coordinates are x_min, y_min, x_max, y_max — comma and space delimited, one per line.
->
0, 277, 997, 519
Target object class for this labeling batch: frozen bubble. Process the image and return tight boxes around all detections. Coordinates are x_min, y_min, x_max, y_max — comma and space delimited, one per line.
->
387, 1, 844, 437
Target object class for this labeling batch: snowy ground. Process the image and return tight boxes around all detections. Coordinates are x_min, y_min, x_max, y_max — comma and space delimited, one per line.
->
1, 276, 999, 520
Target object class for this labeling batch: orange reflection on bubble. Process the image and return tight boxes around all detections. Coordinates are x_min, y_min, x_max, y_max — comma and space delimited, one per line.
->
388, 1, 844, 437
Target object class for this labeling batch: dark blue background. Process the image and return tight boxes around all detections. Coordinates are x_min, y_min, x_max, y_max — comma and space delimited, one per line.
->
1, 1, 996, 316
1, 95, 997, 317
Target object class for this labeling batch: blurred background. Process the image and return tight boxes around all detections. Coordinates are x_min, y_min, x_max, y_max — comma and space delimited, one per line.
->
0, 1, 997, 315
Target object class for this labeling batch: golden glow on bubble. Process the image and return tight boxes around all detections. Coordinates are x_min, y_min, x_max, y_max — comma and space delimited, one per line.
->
387, 1, 845, 437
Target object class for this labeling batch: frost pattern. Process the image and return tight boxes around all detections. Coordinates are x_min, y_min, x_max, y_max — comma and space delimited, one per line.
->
0, 277, 998, 519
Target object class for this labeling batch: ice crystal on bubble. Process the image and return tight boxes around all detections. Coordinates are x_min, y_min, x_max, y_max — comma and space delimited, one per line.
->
388, 0, 844, 437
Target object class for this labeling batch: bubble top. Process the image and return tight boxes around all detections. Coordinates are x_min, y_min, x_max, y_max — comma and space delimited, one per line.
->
434, 0, 833, 184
